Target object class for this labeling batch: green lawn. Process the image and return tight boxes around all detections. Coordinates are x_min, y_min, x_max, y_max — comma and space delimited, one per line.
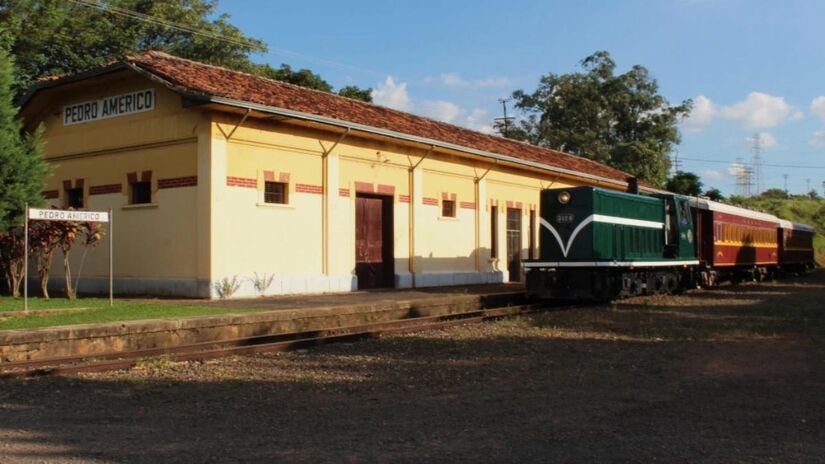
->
0, 297, 265, 331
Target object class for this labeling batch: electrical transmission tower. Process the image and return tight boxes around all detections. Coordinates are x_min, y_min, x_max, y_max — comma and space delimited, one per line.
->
734, 157, 754, 197
750, 133, 763, 195
783, 174, 789, 193
806, 178, 811, 193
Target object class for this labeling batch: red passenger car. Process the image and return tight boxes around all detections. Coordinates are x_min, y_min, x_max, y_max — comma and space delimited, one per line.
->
778, 220, 815, 271
693, 199, 779, 283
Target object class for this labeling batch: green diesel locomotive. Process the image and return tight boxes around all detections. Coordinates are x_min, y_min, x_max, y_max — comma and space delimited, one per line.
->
524, 186, 699, 300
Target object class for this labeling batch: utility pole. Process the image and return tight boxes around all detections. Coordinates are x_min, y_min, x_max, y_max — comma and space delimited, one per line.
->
671, 150, 682, 176
494, 97, 514, 135
783, 174, 789, 193
806, 178, 811, 193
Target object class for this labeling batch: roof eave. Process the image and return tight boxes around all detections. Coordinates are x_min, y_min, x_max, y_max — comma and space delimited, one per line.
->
200, 94, 654, 192
17, 62, 133, 108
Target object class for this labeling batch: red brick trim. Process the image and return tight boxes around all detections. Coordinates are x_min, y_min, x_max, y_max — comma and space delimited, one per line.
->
89, 184, 123, 195
460, 201, 476, 210
296, 183, 323, 194
279, 172, 290, 183
227, 176, 257, 188
339, 188, 351, 197
127, 172, 138, 184
515, 201, 523, 209
264, 170, 275, 182
354, 181, 374, 193
158, 176, 198, 189
43, 190, 59, 199
74, 178, 85, 189
441, 192, 457, 201
422, 197, 438, 206
62, 180, 72, 190
399, 195, 410, 203
141, 170, 152, 182
377, 184, 395, 195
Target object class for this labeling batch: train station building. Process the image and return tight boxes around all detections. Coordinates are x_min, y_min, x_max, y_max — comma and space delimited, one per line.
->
19, 51, 650, 298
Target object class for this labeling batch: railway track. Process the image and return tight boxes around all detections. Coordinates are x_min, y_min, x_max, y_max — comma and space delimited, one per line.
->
0, 303, 546, 378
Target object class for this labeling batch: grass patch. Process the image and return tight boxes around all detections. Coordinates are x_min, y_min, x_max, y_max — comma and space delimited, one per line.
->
0, 296, 267, 331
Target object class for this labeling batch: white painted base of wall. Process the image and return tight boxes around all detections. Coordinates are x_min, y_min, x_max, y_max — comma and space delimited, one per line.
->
30, 271, 506, 300
33, 276, 211, 298
212, 273, 357, 299
412, 270, 505, 288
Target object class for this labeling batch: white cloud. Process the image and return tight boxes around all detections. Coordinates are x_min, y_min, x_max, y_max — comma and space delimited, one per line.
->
748, 132, 777, 149
371, 76, 411, 111
811, 130, 825, 146
682, 92, 803, 132
371, 75, 494, 133
682, 95, 717, 132
810, 96, 825, 120
719, 92, 803, 129
728, 161, 747, 177
436, 73, 512, 89
463, 108, 494, 134
421, 100, 461, 123
702, 169, 724, 181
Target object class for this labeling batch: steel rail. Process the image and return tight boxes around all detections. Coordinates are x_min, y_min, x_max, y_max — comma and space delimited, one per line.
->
0, 303, 548, 378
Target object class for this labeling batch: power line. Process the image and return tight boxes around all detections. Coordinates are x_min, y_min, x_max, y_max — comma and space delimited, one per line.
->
677, 156, 825, 170
67, 0, 384, 77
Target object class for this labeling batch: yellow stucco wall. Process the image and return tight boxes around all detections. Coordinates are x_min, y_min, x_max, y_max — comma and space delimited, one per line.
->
27, 72, 205, 295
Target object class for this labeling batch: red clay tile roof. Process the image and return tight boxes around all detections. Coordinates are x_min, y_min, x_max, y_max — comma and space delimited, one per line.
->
64, 51, 644, 186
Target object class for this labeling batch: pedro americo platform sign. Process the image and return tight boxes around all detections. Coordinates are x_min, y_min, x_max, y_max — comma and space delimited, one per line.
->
28, 208, 110, 223
63, 88, 155, 126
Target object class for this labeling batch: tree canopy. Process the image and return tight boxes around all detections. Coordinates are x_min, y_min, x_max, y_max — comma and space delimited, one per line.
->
0, 46, 48, 230
503, 51, 691, 187
666, 171, 703, 196
0, 0, 372, 101
703, 188, 724, 202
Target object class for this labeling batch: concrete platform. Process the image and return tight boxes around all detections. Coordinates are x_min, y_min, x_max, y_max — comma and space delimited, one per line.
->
0, 284, 525, 364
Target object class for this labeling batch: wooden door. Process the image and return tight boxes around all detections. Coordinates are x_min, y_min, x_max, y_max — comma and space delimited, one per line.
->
355, 195, 393, 289
506, 208, 522, 282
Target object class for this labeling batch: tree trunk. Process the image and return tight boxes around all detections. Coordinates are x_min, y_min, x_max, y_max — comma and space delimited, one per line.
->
39, 269, 50, 299
63, 251, 75, 300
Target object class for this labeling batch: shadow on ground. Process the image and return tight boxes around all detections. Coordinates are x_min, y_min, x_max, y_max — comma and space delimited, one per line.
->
1, 272, 824, 463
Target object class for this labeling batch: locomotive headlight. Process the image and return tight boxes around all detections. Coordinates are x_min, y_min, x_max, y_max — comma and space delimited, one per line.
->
558, 191, 571, 204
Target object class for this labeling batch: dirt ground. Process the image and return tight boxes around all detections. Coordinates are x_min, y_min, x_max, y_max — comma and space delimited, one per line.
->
1, 272, 824, 463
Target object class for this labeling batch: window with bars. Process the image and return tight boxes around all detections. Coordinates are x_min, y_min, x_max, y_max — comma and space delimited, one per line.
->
441, 199, 456, 218
65, 187, 84, 208
264, 181, 288, 204
130, 181, 152, 205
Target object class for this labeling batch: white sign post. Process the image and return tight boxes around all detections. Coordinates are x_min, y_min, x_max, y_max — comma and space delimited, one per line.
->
24, 206, 113, 313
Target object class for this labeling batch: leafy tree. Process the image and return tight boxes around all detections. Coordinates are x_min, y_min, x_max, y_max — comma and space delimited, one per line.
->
0, 46, 48, 296
666, 171, 703, 196
703, 188, 724, 202
506, 51, 691, 186
0, 46, 47, 230
760, 188, 789, 200
1, 0, 266, 96
338, 85, 373, 103
807, 189, 821, 200
255, 63, 333, 92
1, 0, 372, 99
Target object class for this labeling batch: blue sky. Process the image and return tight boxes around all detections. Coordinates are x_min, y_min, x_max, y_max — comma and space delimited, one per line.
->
218, 0, 825, 194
